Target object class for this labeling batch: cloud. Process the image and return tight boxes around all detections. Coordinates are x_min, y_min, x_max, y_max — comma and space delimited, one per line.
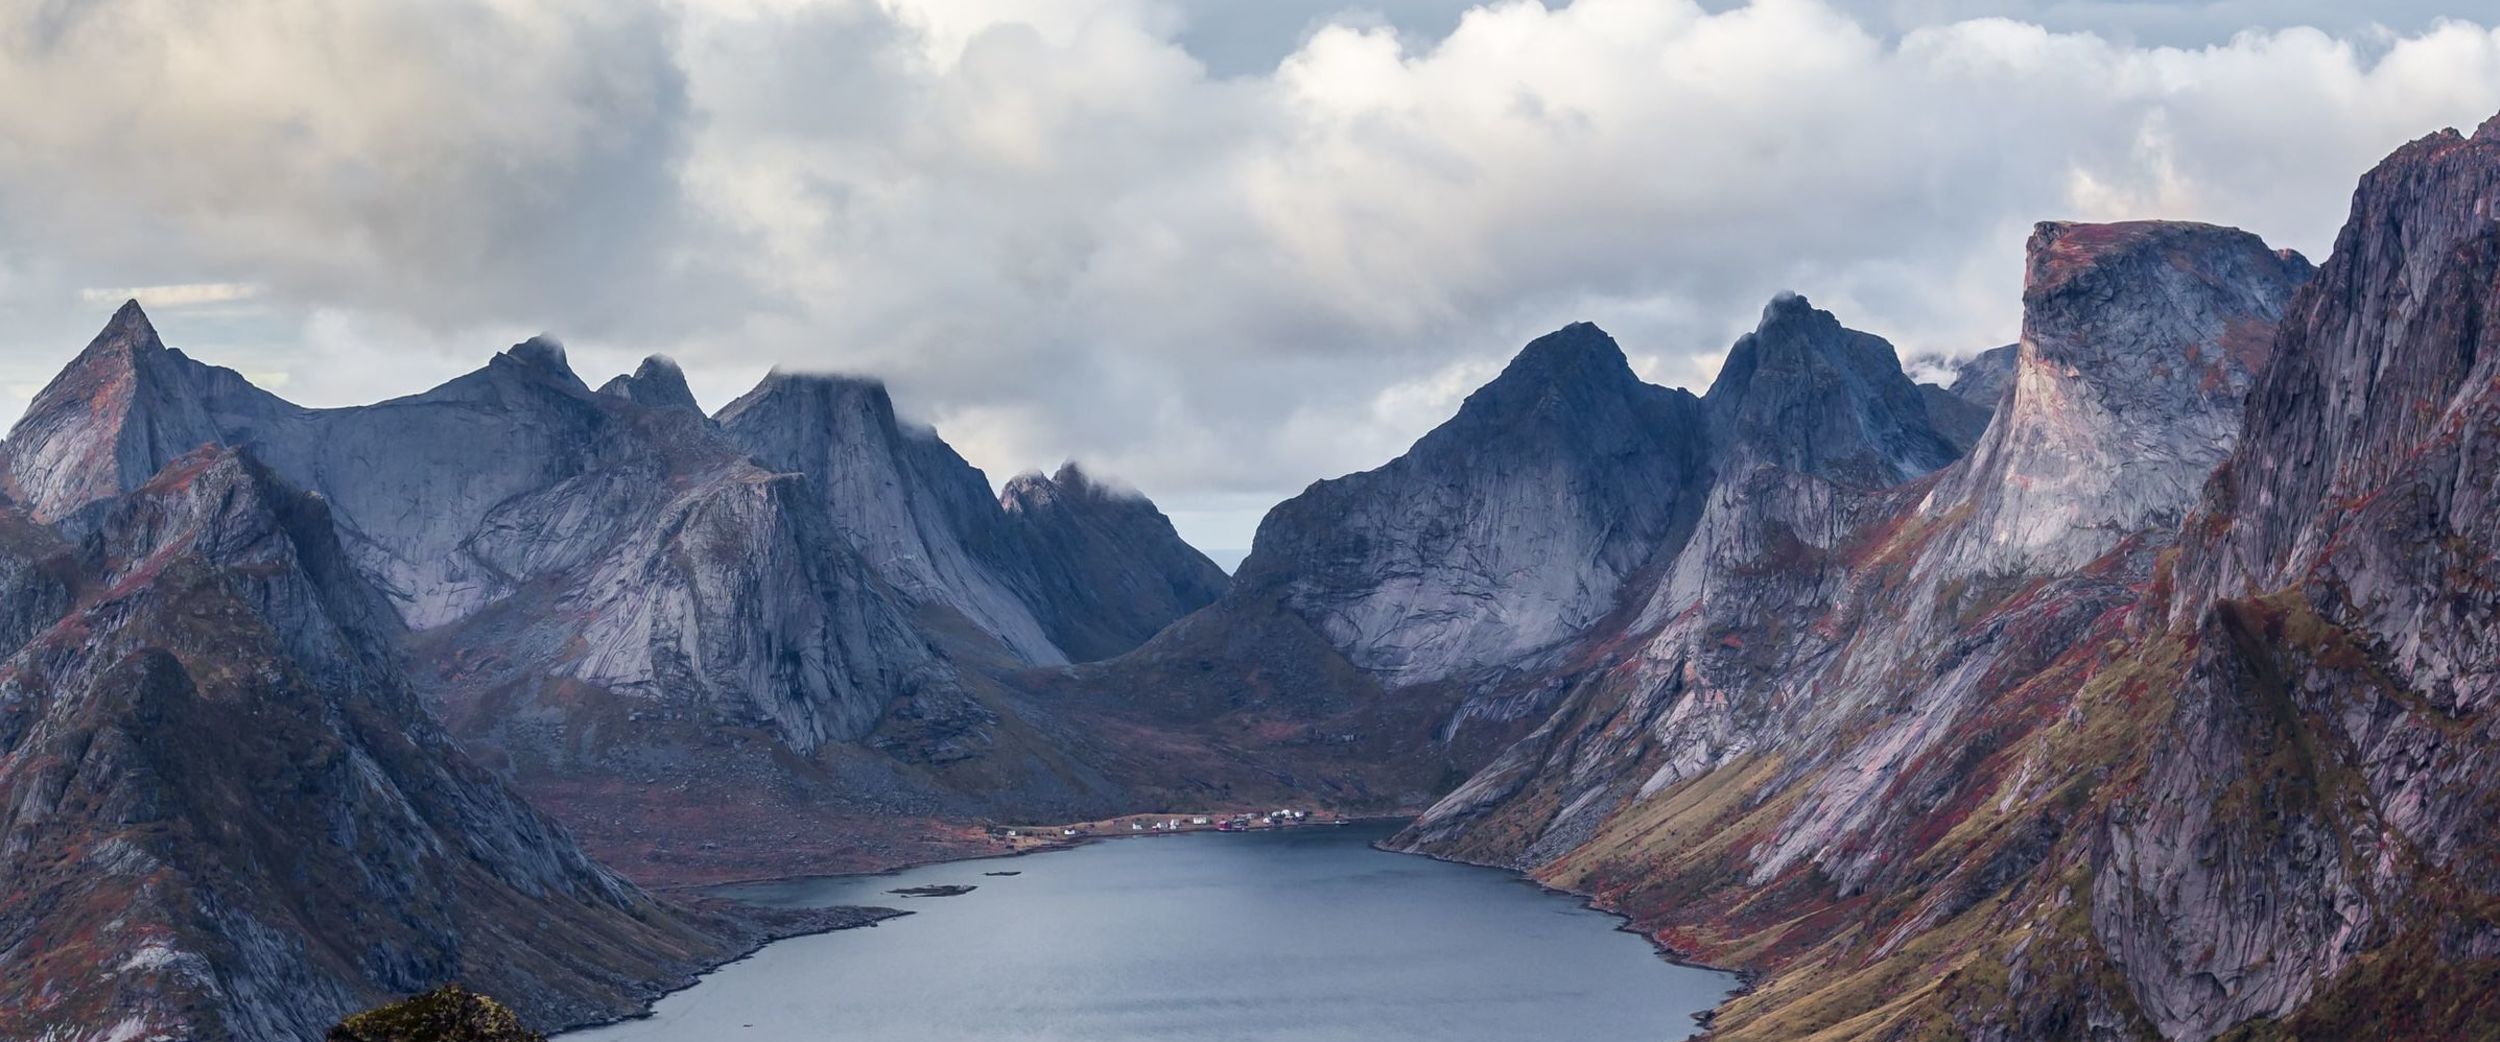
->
0, 0, 2497, 553
79, 282, 261, 307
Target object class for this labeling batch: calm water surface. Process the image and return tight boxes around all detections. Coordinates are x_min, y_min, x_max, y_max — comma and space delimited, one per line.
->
568, 822, 1738, 1042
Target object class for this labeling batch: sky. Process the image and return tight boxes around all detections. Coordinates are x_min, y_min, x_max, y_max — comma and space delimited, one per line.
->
1, 1, 2497, 558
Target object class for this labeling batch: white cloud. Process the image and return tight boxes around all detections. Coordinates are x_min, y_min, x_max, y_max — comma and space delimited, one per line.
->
0, 0, 2496, 552
79, 282, 261, 307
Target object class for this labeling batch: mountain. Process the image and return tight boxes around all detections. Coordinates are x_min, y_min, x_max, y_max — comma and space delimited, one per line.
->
1921, 220, 2314, 577
1232, 322, 1712, 689
998, 462, 1229, 663
715, 373, 1227, 668
0, 301, 224, 526
1026, 302, 1980, 815
717, 373, 1073, 665
595, 354, 703, 414
1706, 293, 1965, 487
0, 307, 1228, 886
0, 445, 880, 1041
2093, 112, 2500, 1041
1394, 114, 2500, 1042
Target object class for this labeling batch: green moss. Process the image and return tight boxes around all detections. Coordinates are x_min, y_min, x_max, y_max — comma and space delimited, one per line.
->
327, 986, 546, 1042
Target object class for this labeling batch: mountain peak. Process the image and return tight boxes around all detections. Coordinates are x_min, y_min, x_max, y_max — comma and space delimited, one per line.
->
1437, 322, 1659, 441
1001, 461, 1141, 514
494, 335, 582, 387
1919, 218, 2311, 577
1756, 290, 1820, 326
1, 302, 223, 523
103, 297, 156, 340
719, 370, 899, 432
1497, 321, 1631, 384
1705, 293, 1960, 487
597, 354, 701, 414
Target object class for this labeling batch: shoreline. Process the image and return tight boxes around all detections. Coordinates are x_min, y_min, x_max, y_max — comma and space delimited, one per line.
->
656, 811, 1426, 894
554, 903, 910, 1036
1374, 835, 1758, 1036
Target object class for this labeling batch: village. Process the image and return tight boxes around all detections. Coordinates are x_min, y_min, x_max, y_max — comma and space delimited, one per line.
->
984, 808, 1357, 851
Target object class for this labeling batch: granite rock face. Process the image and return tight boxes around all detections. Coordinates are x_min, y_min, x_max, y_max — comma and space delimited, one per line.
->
1707, 293, 1964, 488
1222, 299, 1967, 703
595, 354, 704, 415
717, 374, 1066, 665
999, 463, 1229, 663
1232, 323, 1712, 689
1396, 225, 2305, 1033
0, 305, 1237, 892
1949, 342, 2019, 406
0, 447, 824, 1042
0, 301, 225, 526
1920, 221, 2313, 579
2094, 113, 2500, 1042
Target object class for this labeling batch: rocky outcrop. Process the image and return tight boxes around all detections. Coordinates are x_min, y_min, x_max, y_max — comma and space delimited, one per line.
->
1707, 293, 1964, 488
718, 374, 1222, 667
999, 463, 1228, 662
0, 446, 870, 1042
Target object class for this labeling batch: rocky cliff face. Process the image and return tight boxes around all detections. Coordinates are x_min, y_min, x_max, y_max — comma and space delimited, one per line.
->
0, 301, 225, 526
0, 446, 861, 1042
1708, 293, 1965, 487
717, 374, 1066, 666
999, 463, 1229, 663
1399, 115, 2500, 1042
2091, 113, 2500, 1042
1921, 221, 2313, 579
720, 374, 1228, 669
1232, 323, 1712, 689
596, 354, 704, 415
0, 305, 1231, 888
69, 332, 955, 762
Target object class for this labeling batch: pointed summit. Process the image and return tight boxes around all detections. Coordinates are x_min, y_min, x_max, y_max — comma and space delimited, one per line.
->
103, 297, 155, 339
1704, 293, 1962, 488
998, 460, 1228, 662
598, 354, 702, 414
1, 301, 224, 524
492, 335, 585, 390
718, 370, 1071, 665
1454, 322, 1643, 426
1235, 320, 1709, 686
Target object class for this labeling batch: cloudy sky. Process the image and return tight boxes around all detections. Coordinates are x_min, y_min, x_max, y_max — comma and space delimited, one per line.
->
2, 0, 2497, 558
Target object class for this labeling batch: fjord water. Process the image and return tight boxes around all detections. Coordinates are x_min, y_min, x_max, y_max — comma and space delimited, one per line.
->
569, 822, 1738, 1042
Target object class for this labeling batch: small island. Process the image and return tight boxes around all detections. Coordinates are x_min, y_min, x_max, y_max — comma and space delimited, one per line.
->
887, 884, 977, 898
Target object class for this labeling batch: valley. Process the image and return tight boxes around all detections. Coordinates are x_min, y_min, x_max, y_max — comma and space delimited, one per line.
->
2, 107, 2498, 1042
